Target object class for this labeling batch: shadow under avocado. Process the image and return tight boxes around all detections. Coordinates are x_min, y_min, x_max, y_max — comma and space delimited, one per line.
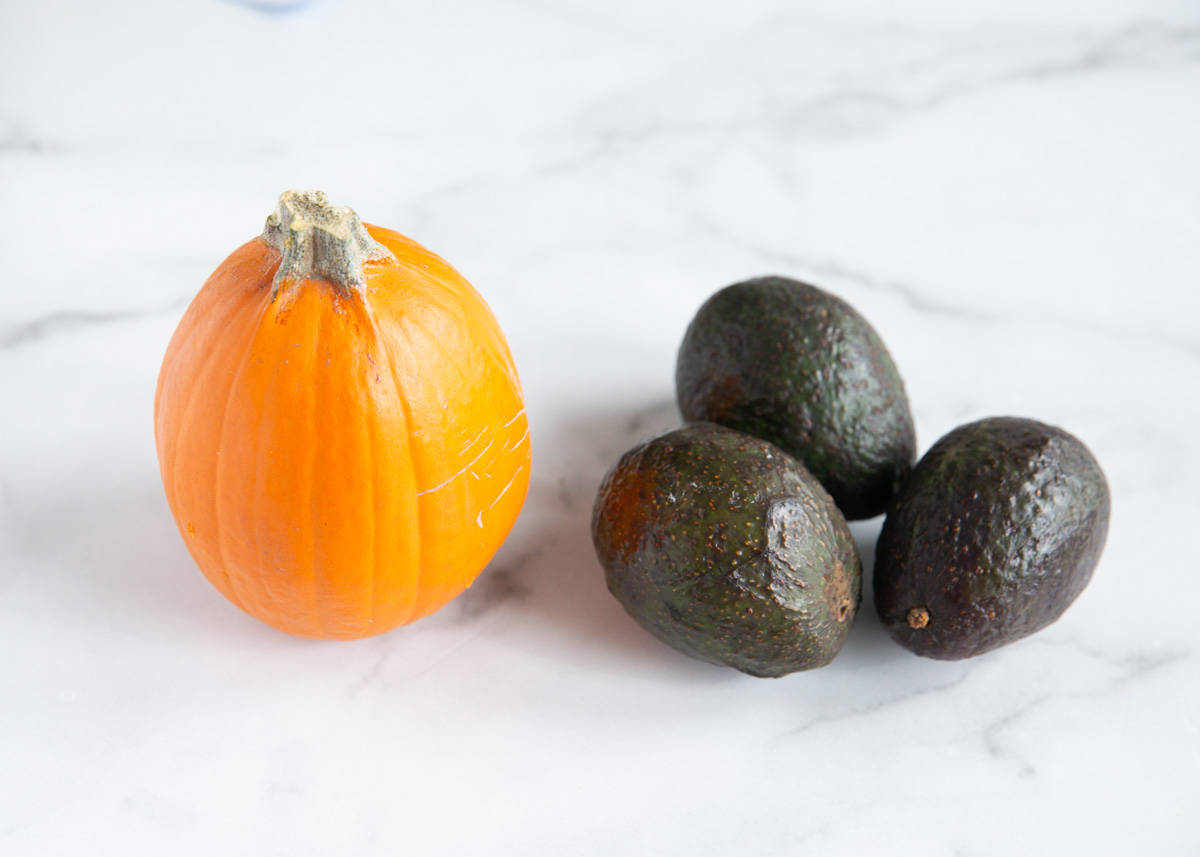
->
471, 394, 911, 681
462, 396, 741, 682
834, 518, 911, 668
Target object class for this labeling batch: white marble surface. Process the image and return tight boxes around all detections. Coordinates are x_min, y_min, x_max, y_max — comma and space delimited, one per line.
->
2, 0, 1199, 854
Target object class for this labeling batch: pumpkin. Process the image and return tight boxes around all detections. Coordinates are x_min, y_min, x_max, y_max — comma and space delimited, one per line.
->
154, 190, 531, 639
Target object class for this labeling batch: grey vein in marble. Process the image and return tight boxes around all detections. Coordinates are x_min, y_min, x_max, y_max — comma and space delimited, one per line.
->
564, 20, 1200, 144
693, 221, 1200, 363
0, 301, 187, 350
783, 671, 972, 739
978, 643, 1189, 773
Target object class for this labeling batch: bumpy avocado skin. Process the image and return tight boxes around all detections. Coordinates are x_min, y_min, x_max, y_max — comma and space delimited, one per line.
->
874, 417, 1110, 660
591, 422, 862, 677
675, 276, 916, 520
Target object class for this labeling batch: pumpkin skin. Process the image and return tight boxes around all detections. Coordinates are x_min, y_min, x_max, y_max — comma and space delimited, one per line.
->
154, 192, 530, 639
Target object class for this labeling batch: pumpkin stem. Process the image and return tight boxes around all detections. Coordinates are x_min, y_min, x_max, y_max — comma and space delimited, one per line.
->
262, 190, 396, 295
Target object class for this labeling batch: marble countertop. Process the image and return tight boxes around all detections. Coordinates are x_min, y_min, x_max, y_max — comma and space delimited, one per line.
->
3, 1, 1198, 854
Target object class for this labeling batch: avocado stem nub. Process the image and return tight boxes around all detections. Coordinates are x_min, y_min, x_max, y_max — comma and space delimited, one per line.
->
906, 607, 930, 629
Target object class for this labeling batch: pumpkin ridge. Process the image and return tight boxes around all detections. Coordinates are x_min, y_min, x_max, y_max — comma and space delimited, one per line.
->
367, 227, 469, 299
353, 298, 382, 634
400, 309, 511, 500
170, 275, 272, 611
369, 235, 521, 397
211, 296, 272, 616
403, 306, 475, 393
304, 296, 328, 636
409, 268, 519, 393
163, 290, 249, 607
363, 377, 377, 634
378, 321, 425, 626
397, 262, 522, 394
247, 310, 296, 626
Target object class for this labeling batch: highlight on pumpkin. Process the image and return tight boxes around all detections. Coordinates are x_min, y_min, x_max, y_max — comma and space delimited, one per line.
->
154, 190, 531, 640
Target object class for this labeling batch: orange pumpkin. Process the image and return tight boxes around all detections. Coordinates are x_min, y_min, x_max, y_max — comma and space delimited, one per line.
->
154, 190, 530, 639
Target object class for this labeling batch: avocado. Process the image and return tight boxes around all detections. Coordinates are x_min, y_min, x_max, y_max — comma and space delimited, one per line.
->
874, 417, 1110, 660
591, 422, 862, 677
675, 276, 916, 520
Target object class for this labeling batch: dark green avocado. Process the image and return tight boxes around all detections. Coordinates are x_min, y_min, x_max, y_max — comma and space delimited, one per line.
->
675, 276, 916, 520
874, 417, 1110, 660
591, 422, 862, 677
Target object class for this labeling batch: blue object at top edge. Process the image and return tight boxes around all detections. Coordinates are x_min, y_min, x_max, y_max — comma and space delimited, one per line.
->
224, 0, 315, 14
